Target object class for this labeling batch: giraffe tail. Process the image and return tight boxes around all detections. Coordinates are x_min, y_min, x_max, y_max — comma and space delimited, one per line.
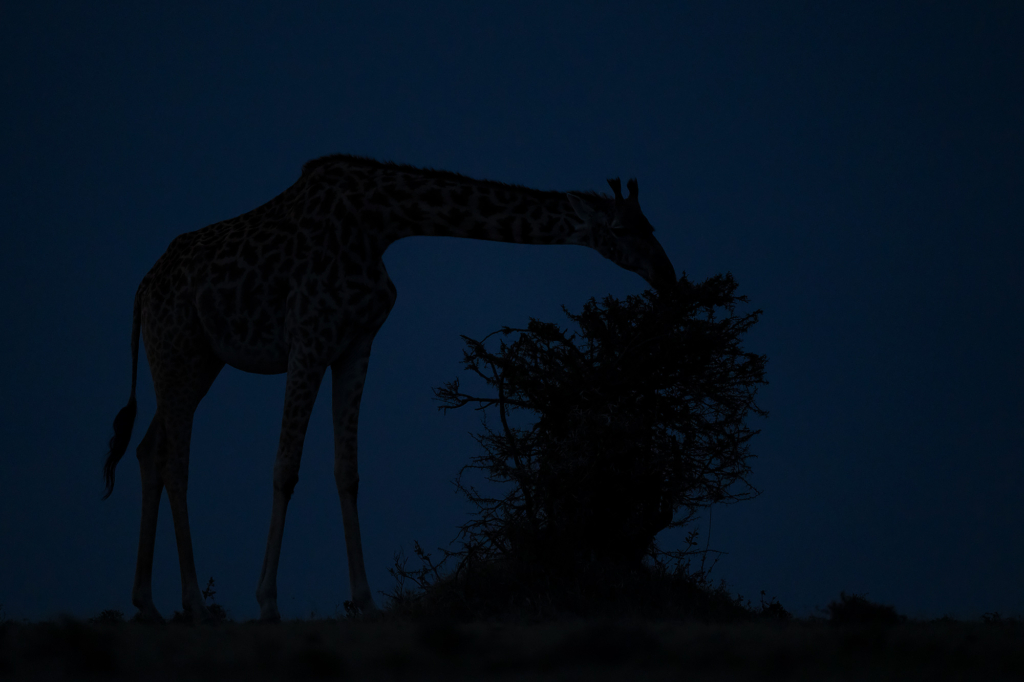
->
102, 286, 142, 500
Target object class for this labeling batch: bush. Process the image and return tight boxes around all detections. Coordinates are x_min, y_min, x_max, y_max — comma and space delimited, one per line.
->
386, 544, 754, 622
88, 610, 125, 625
827, 593, 904, 626
389, 273, 769, 620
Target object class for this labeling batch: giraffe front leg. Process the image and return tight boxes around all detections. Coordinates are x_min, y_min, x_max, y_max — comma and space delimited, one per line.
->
331, 351, 379, 616
256, 359, 326, 622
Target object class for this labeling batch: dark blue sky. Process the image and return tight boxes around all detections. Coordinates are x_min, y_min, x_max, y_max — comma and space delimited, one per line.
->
1, 3, 1021, 621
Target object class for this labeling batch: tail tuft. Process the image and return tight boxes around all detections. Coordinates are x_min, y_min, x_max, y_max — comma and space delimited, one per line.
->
103, 396, 137, 500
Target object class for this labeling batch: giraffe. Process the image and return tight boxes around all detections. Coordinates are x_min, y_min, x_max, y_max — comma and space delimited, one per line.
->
103, 154, 676, 623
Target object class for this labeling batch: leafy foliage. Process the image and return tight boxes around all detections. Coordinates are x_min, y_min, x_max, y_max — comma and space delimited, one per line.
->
386, 273, 769, 620
435, 272, 767, 574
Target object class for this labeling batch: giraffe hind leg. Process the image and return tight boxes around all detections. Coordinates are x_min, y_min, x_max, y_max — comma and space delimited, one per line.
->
131, 415, 166, 622
148, 344, 224, 623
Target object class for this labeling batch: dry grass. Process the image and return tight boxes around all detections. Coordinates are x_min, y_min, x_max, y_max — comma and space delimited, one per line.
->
1, 614, 1022, 681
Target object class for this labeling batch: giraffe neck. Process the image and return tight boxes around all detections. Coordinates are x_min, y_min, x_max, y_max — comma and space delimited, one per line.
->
304, 155, 605, 250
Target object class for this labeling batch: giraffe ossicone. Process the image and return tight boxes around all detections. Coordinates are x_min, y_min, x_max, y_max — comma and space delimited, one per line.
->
103, 154, 676, 622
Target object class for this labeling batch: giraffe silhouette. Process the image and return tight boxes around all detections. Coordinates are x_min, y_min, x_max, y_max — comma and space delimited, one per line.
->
103, 154, 676, 622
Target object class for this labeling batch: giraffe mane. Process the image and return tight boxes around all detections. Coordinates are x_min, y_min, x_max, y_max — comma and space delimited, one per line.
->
301, 153, 608, 203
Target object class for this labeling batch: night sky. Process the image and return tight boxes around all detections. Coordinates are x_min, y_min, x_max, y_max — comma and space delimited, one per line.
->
1, 3, 1022, 622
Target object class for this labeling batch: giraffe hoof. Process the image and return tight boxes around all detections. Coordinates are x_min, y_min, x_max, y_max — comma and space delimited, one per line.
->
259, 603, 282, 623
132, 606, 165, 624
194, 607, 218, 625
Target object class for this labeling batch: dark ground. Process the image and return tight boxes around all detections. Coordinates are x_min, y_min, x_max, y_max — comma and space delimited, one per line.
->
2, 615, 1022, 681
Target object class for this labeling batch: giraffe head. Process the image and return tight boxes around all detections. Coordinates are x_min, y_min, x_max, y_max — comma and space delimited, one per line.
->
567, 178, 677, 291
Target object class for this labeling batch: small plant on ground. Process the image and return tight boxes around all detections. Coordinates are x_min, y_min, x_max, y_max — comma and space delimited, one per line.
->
168, 576, 228, 624
981, 612, 1021, 626
758, 590, 792, 622
88, 610, 125, 625
202, 576, 229, 623
827, 592, 904, 626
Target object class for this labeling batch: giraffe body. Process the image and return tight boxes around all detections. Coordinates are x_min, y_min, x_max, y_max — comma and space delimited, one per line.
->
104, 154, 675, 622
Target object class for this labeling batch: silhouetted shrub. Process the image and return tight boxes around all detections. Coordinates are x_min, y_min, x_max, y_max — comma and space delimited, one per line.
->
981, 612, 1022, 628
827, 592, 904, 626
435, 273, 766, 576
88, 610, 125, 625
758, 591, 792, 622
389, 274, 769, 620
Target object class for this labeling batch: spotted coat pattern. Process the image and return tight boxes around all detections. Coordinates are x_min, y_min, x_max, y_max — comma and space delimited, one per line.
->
107, 154, 676, 622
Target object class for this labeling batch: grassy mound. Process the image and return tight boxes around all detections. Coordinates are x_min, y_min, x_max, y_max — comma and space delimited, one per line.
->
384, 556, 786, 624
